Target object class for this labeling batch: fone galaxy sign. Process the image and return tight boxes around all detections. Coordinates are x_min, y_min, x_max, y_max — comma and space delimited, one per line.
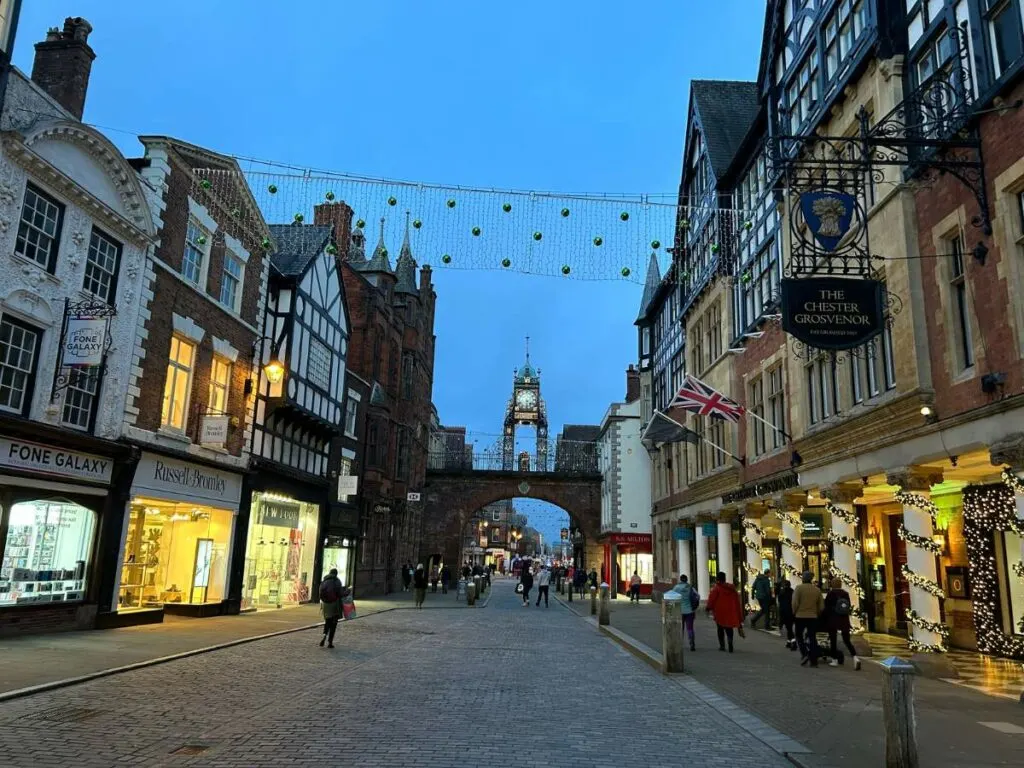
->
781, 277, 884, 351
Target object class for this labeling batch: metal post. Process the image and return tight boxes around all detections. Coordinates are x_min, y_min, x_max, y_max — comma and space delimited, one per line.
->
599, 582, 610, 626
466, 582, 476, 606
880, 656, 918, 768
590, 586, 598, 616
661, 592, 685, 673
568, 579, 573, 602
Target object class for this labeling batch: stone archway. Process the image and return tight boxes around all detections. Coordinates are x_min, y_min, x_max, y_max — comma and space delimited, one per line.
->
421, 470, 603, 569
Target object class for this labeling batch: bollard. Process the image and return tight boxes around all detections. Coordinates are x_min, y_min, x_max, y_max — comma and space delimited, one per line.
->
456, 578, 467, 601
660, 592, 685, 673
880, 656, 918, 768
473, 575, 482, 599
599, 582, 610, 626
466, 582, 476, 606
590, 586, 598, 616
568, 581, 573, 602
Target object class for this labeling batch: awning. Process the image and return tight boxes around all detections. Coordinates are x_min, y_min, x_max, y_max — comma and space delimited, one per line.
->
641, 410, 701, 448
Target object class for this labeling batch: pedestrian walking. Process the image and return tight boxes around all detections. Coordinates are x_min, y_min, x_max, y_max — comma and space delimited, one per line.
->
520, 564, 534, 606
413, 563, 428, 608
777, 578, 797, 650
318, 568, 344, 648
401, 562, 412, 592
823, 577, 861, 670
575, 567, 588, 598
440, 564, 451, 594
430, 564, 439, 593
629, 571, 642, 603
462, 561, 472, 580
535, 564, 551, 607
792, 570, 824, 667
705, 572, 744, 653
671, 574, 699, 651
750, 569, 775, 630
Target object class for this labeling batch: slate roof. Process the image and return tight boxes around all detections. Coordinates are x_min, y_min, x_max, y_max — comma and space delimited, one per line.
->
635, 251, 662, 323
267, 223, 332, 276
559, 425, 601, 443
394, 218, 419, 295
359, 217, 394, 274
690, 80, 760, 180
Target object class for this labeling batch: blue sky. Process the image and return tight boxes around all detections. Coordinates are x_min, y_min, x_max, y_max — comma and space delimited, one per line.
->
13, 1, 763, 540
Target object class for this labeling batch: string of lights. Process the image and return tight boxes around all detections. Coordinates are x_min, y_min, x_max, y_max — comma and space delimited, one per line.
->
741, 519, 766, 538
776, 508, 807, 531
827, 530, 863, 552
897, 525, 942, 555
824, 499, 858, 526
893, 489, 947, 650
778, 535, 807, 558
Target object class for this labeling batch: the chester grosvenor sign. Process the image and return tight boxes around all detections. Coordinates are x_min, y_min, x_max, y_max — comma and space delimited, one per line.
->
781, 277, 884, 350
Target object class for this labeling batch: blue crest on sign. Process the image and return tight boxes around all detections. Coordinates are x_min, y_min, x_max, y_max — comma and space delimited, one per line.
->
800, 191, 856, 252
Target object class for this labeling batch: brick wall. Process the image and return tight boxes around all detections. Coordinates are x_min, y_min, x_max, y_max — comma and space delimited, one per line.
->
0, 603, 98, 637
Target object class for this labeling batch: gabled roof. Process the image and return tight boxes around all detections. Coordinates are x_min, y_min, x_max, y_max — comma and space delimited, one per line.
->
689, 80, 760, 180
635, 251, 662, 323
267, 223, 332, 277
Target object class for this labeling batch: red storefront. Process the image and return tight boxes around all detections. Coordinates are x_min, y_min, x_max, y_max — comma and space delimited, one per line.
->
601, 533, 653, 598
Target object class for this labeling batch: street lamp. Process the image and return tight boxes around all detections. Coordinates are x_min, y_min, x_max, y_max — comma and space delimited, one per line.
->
245, 335, 287, 394
264, 357, 286, 384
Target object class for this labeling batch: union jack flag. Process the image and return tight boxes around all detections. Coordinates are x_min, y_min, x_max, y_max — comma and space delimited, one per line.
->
669, 375, 745, 422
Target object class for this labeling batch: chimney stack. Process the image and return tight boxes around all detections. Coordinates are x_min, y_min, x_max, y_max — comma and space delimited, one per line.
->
625, 364, 640, 403
313, 201, 354, 259
32, 17, 95, 120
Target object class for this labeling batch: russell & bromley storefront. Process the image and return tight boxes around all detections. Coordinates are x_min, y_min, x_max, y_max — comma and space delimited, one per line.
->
112, 451, 244, 620
0, 419, 137, 636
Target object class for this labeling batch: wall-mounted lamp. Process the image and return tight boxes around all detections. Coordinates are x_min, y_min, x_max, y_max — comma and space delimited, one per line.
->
931, 530, 949, 555
920, 404, 938, 423
264, 358, 286, 384
864, 525, 880, 555
245, 335, 287, 395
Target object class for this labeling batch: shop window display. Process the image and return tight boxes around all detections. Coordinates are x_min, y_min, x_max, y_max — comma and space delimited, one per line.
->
241, 493, 318, 610
617, 551, 653, 588
1, 500, 94, 605
118, 500, 233, 610
322, 536, 354, 588
1003, 531, 1024, 635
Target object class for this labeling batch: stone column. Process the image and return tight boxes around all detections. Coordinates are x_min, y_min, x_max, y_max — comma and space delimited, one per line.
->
717, 518, 734, 584
823, 483, 864, 625
776, 493, 805, 583
678, 527, 692, 584
742, 506, 764, 607
695, 523, 710, 602
887, 467, 945, 653
991, 433, 1024, 517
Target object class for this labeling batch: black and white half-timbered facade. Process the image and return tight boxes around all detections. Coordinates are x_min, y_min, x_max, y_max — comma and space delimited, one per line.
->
235, 222, 349, 610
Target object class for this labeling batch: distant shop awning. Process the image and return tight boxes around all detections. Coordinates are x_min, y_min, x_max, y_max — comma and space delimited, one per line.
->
641, 410, 701, 448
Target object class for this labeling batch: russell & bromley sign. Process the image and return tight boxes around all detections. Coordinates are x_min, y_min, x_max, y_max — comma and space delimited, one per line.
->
781, 277, 884, 351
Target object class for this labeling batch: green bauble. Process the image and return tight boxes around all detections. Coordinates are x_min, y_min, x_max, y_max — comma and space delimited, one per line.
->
501, 258, 511, 267
325, 191, 336, 201
680, 218, 689, 229
326, 244, 338, 255
472, 226, 481, 236
381, 247, 388, 259
268, 184, 277, 194
651, 239, 661, 249
447, 199, 456, 208
621, 267, 631, 277
593, 236, 603, 246
230, 207, 241, 217
561, 208, 570, 217
744, 220, 753, 230
533, 232, 542, 241
502, 203, 512, 212
197, 235, 207, 245
413, 219, 422, 229
620, 211, 629, 221
561, 265, 571, 275
442, 254, 452, 264
711, 243, 719, 253
356, 219, 365, 229
200, 179, 211, 190
387, 196, 397, 206
294, 213, 304, 223
261, 237, 272, 249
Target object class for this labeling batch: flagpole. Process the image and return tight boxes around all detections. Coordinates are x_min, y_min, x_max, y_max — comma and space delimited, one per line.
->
745, 409, 791, 442
697, 433, 744, 465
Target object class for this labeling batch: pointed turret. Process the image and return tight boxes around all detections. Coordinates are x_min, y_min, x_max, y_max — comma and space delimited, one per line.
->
348, 226, 367, 266
360, 217, 393, 274
394, 211, 419, 296
635, 251, 661, 323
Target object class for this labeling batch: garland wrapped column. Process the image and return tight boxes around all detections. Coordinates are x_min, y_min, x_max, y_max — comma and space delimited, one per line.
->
695, 521, 711, 601
775, 495, 806, 582
741, 512, 765, 611
824, 484, 865, 631
887, 468, 947, 653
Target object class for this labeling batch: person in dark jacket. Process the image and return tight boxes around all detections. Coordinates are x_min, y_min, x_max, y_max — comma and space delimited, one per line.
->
401, 562, 412, 592
318, 568, 345, 648
776, 579, 796, 650
413, 564, 429, 608
440, 564, 451, 594
823, 577, 860, 669
520, 564, 534, 606
588, 568, 598, 589
750, 570, 774, 630
574, 567, 588, 597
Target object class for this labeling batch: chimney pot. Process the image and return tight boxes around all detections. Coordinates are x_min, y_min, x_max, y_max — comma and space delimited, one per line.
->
32, 17, 97, 120
625, 365, 641, 403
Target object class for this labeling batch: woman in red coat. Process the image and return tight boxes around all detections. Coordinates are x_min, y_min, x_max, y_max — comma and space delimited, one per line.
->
705, 571, 744, 653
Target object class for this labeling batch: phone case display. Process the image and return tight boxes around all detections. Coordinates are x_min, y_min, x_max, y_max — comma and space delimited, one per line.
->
0, 501, 93, 606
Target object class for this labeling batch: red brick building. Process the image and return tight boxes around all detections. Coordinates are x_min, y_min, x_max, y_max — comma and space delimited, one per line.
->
315, 204, 437, 595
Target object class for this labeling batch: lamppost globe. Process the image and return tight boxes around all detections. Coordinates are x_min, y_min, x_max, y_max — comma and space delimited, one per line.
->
264, 358, 286, 384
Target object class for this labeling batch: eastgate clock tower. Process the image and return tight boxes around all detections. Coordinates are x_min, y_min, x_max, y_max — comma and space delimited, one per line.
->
503, 338, 548, 471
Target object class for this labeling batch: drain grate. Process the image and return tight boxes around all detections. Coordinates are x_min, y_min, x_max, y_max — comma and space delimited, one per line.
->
171, 745, 210, 756
30, 707, 100, 723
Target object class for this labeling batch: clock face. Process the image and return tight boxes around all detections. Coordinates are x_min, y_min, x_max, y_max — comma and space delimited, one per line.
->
515, 390, 538, 410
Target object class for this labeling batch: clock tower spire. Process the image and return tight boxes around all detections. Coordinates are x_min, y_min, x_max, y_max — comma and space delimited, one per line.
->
503, 337, 548, 471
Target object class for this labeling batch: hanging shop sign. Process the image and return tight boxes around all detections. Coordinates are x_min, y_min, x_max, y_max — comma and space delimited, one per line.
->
199, 415, 230, 448
0, 437, 112, 483
63, 316, 109, 367
337, 475, 358, 500
781, 277, 884, 350
800, 191, 857, 252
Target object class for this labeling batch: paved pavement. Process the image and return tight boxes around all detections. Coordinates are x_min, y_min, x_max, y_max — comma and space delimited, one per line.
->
559, 592, 1024, 767
0, 580, 788, 768
0, 585, 484, 696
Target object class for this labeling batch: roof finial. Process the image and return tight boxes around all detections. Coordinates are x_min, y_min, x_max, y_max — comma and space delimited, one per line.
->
525, 335, 530, 363
379, 217, 385, 242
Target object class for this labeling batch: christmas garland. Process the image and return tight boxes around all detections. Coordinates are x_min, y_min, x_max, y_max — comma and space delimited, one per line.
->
779, 535, 807, 557
827, 530, 863, 552
776, 509, 807, 531
1013, 561, 1024, 581
781, 562, 801, 580
1003, 467, 1024, 495
900, 563, 945, 599
741, 519, 766, 537
824, 499, 858, 526
897, 524, 942, 555
828, 564, 866, 599
742, 536, 761, 552
905, 607, 950, 649
894, 491, 939, 522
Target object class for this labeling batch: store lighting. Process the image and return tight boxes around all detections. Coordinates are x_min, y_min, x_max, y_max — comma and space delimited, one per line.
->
931, 531, 948, 554
865, 526, 880, 555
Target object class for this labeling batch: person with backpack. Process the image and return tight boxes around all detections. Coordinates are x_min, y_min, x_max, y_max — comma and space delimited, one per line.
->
777, 578, 797, 651
671, 574, 699, 651
413, 563, 428, 608
318, 568, 344, 648
750, 569, 774, 630
823, 577, 860, 669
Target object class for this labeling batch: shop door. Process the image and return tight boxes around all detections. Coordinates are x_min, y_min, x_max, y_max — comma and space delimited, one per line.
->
889, 515, 909, 628
803, 542, 833, 590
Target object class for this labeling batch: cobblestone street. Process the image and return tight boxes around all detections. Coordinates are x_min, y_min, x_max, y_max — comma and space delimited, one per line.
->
0, 581, 787, 767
